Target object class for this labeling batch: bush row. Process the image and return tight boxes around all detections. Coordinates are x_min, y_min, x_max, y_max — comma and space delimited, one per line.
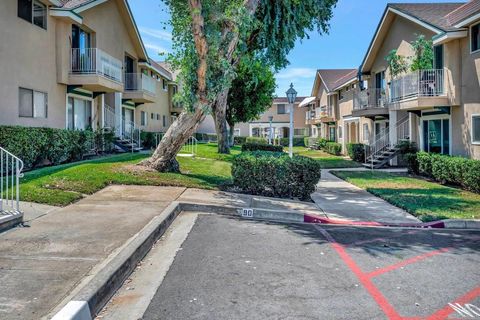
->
346, 143, 365, 162
406, 151, 480, 193
304, 137, 328, 149
234, 136, 247, 145
141, 131, 164, 149
324, 142, 342, 156
241, 143, 283, 152
0, 126, 114, 170
232, 151, 321, 200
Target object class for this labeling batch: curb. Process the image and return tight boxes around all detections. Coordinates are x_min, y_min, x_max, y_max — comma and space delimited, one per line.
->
50, 202, 480, 320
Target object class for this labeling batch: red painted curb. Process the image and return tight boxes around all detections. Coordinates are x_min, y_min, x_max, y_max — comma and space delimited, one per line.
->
303, 213, 446, 228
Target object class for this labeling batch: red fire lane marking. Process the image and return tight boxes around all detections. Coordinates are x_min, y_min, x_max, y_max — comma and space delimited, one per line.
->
426, 286, 480, 320
366, 248, 450, 278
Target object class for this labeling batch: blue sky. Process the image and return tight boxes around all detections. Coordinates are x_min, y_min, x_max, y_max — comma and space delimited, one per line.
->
129, 0, 460, 97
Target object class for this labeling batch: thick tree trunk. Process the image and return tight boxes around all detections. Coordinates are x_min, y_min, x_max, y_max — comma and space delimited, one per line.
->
228, 123, 235, 147
140, 108, 205, 172
212, 89, 230, 154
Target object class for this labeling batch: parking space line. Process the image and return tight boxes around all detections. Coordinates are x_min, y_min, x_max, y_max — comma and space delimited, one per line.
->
366, 248, 450, 278
426, 286, 480, 320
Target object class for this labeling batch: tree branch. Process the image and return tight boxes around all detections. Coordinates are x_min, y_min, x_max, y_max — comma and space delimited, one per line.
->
188, 0, 208, 103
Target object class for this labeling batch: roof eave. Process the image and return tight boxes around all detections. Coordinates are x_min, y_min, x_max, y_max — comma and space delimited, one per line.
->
454, 12, 480, 28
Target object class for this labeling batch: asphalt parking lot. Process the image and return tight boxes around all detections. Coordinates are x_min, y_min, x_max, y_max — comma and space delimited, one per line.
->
104, 214, 480, 320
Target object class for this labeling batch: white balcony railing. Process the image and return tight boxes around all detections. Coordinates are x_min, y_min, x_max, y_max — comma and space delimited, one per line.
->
70, 48, 123, 83
1, 147, 24, 216
353, 88, 387, 110
389, 69, 445, 103
124, 73, 156, 96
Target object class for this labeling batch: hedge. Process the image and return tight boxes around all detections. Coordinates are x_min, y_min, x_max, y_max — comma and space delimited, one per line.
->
241, 143, 283, 152
324, 142, 342, 155
195, 133, 217, 142
234, 136, 247, 145
0, 126, 112, 170
407, 151, 480, 193
346, 143, 365, 162
141, 131, 163, 149
232, 151, 322, 200
278, 137, 305, 147
246, 137, 268, 144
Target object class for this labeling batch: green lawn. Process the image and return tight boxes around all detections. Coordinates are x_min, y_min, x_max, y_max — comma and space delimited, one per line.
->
332, 171, 480, 222
19, 152, 232, 206
292, 147, 362, 169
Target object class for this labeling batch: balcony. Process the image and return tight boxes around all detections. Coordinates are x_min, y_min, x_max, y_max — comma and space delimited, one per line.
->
388, 69, 450, 110
123, 73, 156, 103
69, 48, 123, 92
352, 88, 389, 118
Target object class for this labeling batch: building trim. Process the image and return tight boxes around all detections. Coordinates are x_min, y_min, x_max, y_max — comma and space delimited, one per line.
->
433, 30, 468, 45
49, 9, 83, 24
454, 12, 480, 28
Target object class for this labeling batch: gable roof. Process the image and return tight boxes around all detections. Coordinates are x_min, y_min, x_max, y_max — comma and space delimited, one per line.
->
445, 0, 480, 26
312, 69, 357, 95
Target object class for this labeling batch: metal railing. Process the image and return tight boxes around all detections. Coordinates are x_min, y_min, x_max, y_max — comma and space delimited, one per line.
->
1, 147, 24, 216
124, 73, 156, 96
70, 48, 123, 83
389, 69, 445, 102
103, 104, 116, 130
178, 137, 198, 157
353, 88, 387, 110
365, 116, 410, 165
122, 119, 142, 152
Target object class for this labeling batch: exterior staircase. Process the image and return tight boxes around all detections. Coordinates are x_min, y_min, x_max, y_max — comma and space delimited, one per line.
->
363, 116, 410, 169
103, 104, 143, 153
0, 147, 24, 230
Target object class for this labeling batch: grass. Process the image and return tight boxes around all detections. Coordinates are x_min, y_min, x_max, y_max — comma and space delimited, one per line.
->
332, 171, 480, 222
292, 146, 362, 169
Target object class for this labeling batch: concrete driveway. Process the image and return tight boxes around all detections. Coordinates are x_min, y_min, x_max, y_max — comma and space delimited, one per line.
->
101, 214, 480, 320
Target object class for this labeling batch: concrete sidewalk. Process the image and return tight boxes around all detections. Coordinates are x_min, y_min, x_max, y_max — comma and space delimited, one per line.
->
311, 170, 419, 224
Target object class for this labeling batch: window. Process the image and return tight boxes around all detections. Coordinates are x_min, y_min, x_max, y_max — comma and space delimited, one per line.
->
19, 88, 47, 118
173, 86, 177, 95
163, 115, 166, 127
473, 115, 480, 144
277, 104, 286, 114
339, 89, 344, 100
140, 111, 147, 126
156, 114, 160, 120
471, 23, 480, 53
363, 123, 369, 142
162, 79, 168, 91
151, 112, 154, 120
67, 96, 92, 130
434, 45, 444, 69
18, 0, 47, 29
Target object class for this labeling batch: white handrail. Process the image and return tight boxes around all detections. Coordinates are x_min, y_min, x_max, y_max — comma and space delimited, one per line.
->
122, 118, 142, 152
353, 88, 387, 110
1, 147, 24, 215
390, 69, 444, 102
103, 104, 116, 130
179, 137, 198, 156
70, 48, 123, 83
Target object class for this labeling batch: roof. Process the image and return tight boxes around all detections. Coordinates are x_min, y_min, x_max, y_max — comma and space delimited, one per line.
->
57, 0, 95, 9
389, 2, 465, 32
316, 69, 358, 93
148, 59, 173, 80
273, 97, 307, 104
445, 0, 480, 26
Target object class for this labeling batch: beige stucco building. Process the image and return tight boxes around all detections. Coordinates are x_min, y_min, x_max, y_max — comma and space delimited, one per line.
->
0, 0, 175, 148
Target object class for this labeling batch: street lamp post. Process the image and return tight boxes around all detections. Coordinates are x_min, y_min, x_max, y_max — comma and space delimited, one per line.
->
286, 83, 297, 158
268, 116, 273, 145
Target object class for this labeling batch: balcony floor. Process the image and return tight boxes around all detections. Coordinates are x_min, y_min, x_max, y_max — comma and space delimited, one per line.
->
68, 74, 123, 93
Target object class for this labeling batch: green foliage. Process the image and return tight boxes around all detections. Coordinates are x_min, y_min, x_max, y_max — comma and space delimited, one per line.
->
278, 137, 305, 147
405, 153, 420, 175
346, 143, 365, 162
226, 55, 276, 128
317, 138, 328, 149
141, 132, 163, 149
0, 126, 109, 170
241, 143, 283, 152
232, 151, 322, 200
195, 133, 218, 142
410, 34, 434, 71
415, 152, 480, 193
233, 136, 247, 145
385, 49, 409, 78
246, 136, 268, 144
324, 142, 342, 156
396, 140, 418, 154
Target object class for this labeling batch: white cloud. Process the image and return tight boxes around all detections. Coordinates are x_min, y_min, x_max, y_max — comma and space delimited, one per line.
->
276, 68, 316, 80
139, 27, 172, 41
144, 42, 170, 54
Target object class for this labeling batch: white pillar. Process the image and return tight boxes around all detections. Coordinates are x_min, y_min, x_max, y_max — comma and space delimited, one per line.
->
389, 110, 398, 166
289, 103, 294, 158
248, 124, 253, 137
114, 92, 122, 137
99, 94, 105, 129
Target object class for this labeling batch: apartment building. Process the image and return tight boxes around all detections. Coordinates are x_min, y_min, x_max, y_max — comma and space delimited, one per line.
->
235, 97, 309, 139
301, 69, 373, 154
0, 0, 175, 146
354, 1, 480, 161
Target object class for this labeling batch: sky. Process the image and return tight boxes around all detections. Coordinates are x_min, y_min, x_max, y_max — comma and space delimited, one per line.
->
129, 0, 462, 97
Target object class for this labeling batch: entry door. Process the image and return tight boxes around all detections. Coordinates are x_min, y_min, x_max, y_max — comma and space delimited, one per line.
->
122, 108, 134, 135
329, 126, 336, 142
423, 119, 449, 154
125, 56, 135, 89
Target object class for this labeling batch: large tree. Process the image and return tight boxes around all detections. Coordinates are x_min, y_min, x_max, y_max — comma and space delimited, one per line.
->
141, 0, 337, 172
226, 56, 276, 146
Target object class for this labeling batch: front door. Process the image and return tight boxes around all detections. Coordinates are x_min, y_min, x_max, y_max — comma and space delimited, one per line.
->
423, 119, 449, 154
329, 126, 336, 142
122, 108, 134, 136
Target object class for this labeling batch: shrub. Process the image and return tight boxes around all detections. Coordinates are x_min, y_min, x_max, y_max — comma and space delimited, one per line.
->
241, 143, 283, 152
396, 140, 418, 154
278, 137, 305, 147
234, 136, 247, 145
246, 137, 268, 144
0, 126, 105, 170
414, 152, 480, 193
232, 151, 321, 200
324, 142, 342, 155
346, 143, 365, 162
405, 153, 419, 175
317, 138, 328, 149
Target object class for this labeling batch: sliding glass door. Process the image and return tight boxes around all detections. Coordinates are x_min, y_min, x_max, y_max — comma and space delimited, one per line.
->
422, 119, 449, 155
67, 97, 92, 130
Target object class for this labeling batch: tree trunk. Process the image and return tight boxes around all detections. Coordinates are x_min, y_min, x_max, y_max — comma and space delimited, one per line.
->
140, 108, 205, 172
228, 123, 235, 147
212, 89, 230, 154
